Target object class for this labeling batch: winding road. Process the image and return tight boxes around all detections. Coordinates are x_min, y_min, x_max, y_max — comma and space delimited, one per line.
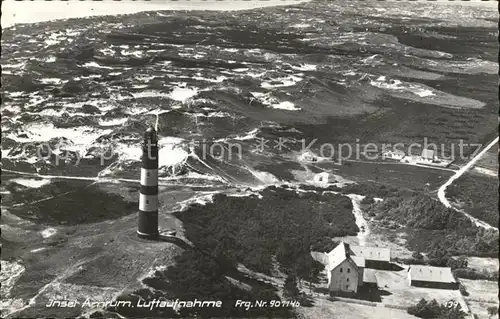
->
437, 137, 499, 230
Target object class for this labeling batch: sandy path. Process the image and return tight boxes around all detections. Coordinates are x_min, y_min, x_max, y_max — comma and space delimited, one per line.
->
346, 194, 370, 246
437, 137, 498, 230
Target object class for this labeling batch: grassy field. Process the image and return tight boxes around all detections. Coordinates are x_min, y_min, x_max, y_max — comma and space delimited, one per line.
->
1, 207, 183, 318
316, 161, 453, 194
0, 174, 196, 318
467, 257, 499, 273
460, 278, 499, 319
474, 143, 499, 172
3, 180, 138, 226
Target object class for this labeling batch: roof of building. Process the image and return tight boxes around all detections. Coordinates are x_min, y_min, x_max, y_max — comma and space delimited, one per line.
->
421, 149, 435, 159
350, 245, 391, 262
408, 266, 456, 283
351, 256, 365, 268
311, 251, 329, 266
363, 269, 378, 284
326, 242, 362, 272
326, 242, 349, 271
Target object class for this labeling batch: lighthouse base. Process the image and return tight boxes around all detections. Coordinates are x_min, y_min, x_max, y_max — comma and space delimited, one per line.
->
137, 211, 159, 240
136, 230, 159, 240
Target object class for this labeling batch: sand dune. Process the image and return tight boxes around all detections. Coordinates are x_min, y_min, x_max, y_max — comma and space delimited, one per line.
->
1, 0, 309, 27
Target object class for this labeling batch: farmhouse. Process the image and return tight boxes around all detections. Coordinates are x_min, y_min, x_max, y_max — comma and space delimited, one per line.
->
325, 242, 390, 295
407, 265, 458, 290
325, 242, 365, 295
350, 245, 391, 270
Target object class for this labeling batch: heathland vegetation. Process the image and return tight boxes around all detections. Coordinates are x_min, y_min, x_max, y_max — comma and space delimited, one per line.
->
340, 181, 410, 198
116, 186, 360, 317
176, 186, 358, 276
445, 173, 498, 227
109, 249, 292, 318
368, 193, 498, 260
5, 180, 136, 225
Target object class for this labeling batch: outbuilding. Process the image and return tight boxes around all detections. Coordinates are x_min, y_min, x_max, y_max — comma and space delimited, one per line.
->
313, 172, 335, 186
408, 265, 458, 290
350, 245, 391, 270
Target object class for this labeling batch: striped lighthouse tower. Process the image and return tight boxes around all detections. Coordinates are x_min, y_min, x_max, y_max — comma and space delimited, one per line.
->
137, 127, 159, 239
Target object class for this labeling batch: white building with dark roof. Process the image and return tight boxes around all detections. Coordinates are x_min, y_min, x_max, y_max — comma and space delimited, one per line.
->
408, 265, 458, 290
325, 242, 365, 295
421, 149, 436, 162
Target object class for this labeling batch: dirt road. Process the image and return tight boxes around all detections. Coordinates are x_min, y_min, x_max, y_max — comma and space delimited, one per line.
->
437, 137, 499, 230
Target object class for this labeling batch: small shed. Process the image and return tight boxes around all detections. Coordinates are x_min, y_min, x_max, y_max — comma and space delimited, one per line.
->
313, 172, 335, 185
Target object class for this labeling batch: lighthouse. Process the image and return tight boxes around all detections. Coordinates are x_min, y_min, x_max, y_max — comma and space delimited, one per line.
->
137, 127, 159, 239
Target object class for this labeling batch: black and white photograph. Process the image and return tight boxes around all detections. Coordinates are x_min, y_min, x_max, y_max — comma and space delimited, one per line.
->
1, 0, 498, 318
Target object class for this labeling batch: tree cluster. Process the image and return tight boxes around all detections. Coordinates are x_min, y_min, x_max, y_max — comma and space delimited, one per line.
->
487, 306, 498, 318
453, 268, 499, 281
407, 298, 466, 319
